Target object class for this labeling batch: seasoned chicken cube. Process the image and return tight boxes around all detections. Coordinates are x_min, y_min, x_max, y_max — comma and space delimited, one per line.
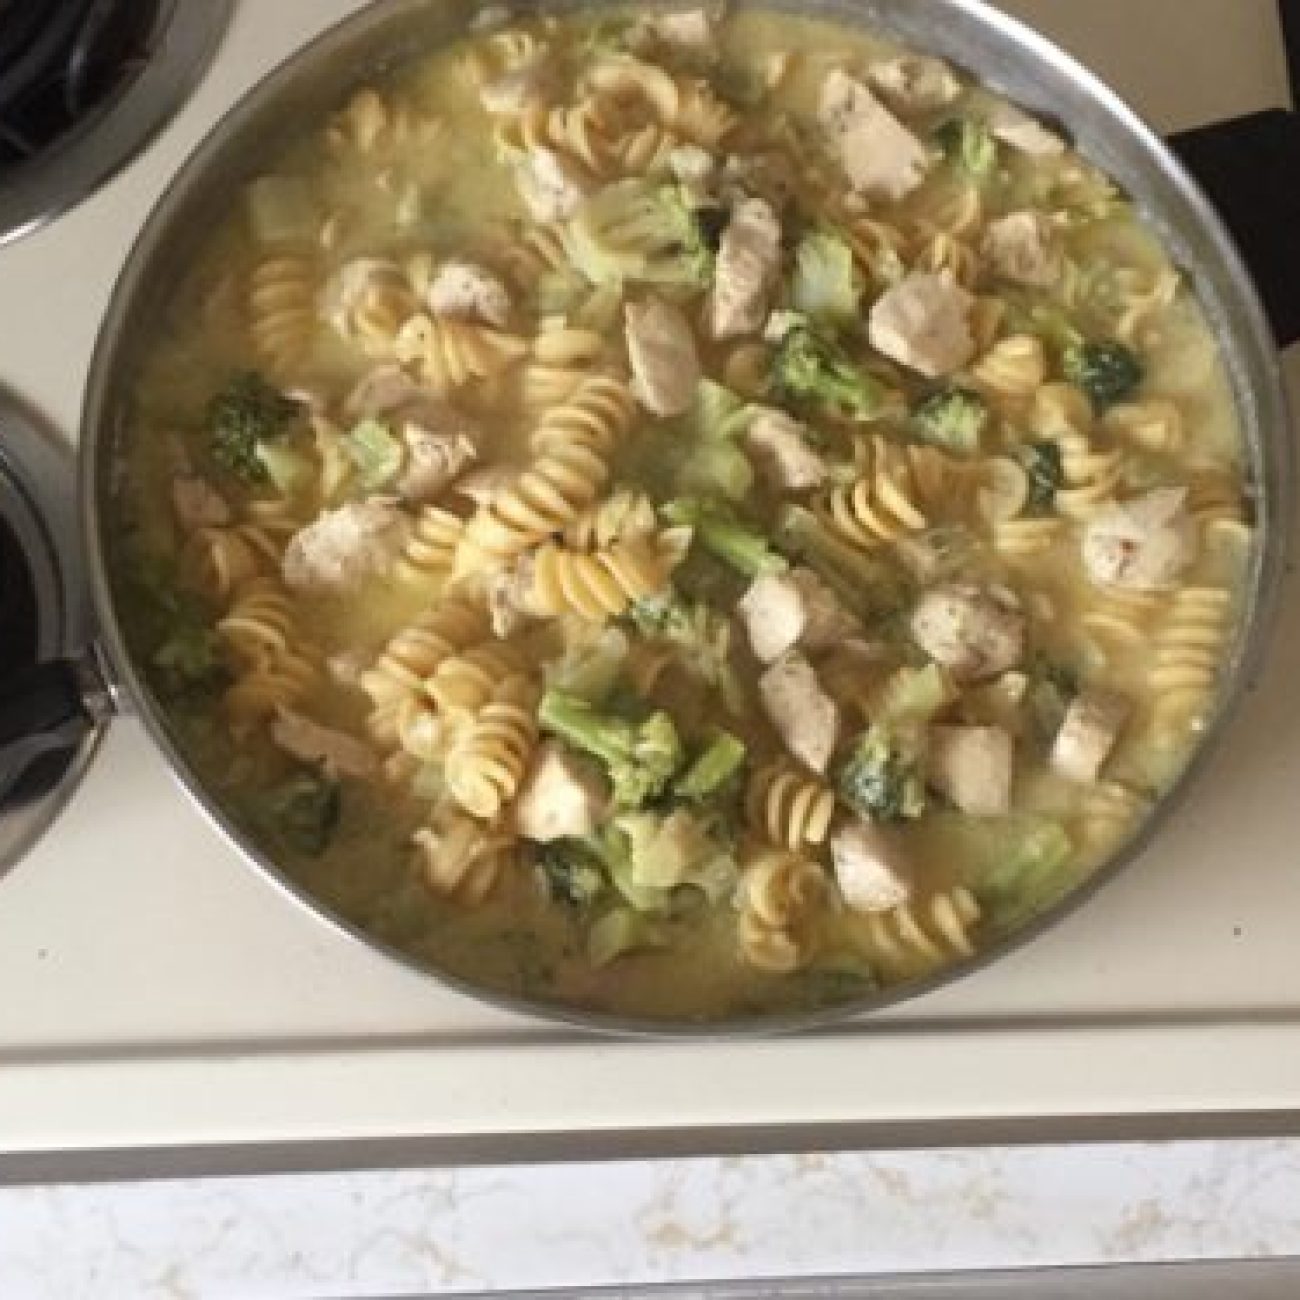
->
1082, 489, 1197, 592
515, 741, 608, 842
982, 212, 1061, 287
271, 708, 378, 780
911, 582, 1025, 681
282, 501, 410, 595
426, 260, 512, 328
988, 102, 1066, 156
517, 146, 589, 221
759, 651, 840, 775
745, 409, 827, 492
1052, 689, 1131, 784
868, 271, 976, 377
867, 54, 962, 114
397, 423, 478, 503
644, 8, 715, 50
624, 297, 700, 416
708, 197, 782, 341
927, 724, 1014, 816
831, 819, 913, 913
171, 474, 230, 531
819, 69, 930, 202
739, 567, 856, 664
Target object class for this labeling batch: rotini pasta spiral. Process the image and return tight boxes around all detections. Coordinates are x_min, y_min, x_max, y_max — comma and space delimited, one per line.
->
1029, 384, 1122, 520
183, 525, 281, 602
913, 232, 979, 290
393, 313, 528, 394
248, 254, 318, 374
326, 87, 445, 156
526, 527, 689, 621
855, 887, 981, 975
446, 675, 539, 820
455, 375, 636, 574
736, 850, 829, 973
394, 506, 466, 588
413, 808, 517, 905
970, 334, 1048, 407
746, 764, 837, 852
1150, 585, 1231, 736
1076, 780, 1150, 853
1101, 398, 1184, 455
423, 642, 525, 717
325, 258, 420, 357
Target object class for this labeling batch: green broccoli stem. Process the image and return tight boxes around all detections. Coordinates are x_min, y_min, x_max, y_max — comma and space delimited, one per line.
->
662, 500, 789, 578
675, 731, 747, 801
538, 689, 632, 771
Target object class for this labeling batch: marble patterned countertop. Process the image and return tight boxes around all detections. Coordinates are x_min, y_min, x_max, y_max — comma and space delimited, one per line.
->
3, 1141, 1300, 1296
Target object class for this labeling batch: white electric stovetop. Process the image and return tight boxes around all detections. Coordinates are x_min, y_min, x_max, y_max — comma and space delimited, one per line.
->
2, 0, 1298, 1174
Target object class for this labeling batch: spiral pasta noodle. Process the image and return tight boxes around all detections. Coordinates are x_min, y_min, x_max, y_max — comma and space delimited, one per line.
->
248, 254, 318, 374
413, 808, 517, 905
856, 887, 981, 975
393, 313, 528, 394
1150, 585, 1231, 736
395, 506, 465, 588
970, 335, 1048, 407
423, 642, 525, 717
736, 850, 829, 973
183, 525, 281, 602
527, 527, 688, 622
325, 87, 444, 156
746, 765, 837, 852
446, 674, 539, 820
1101, 399, 1184, 455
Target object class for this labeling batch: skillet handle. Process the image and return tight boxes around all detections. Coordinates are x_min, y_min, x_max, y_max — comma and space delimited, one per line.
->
0, 659, 98, 804
1169, 109, 1300, 349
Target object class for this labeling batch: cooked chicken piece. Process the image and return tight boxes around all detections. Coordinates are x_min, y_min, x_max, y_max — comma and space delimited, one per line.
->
426, 260, 512, 329
480, 62, 551, 115
171, 474, 231, 531
455, 463, 520, 507
831, 819, 913, 913
868, 271, 976, 377
515, 741, 608, 842
624, 297, 700, 416
744, 408, 827, 492
643, 7, 715, 50
668, 143, 718, 204
282, 501, 410, 595
517, 145, 589, 222
345, 365, 425, 420
708, 197, 782, 341
271, 708, 378, 780
739, 568, 856, 664
1082, 489, 1198, 592
982, 211, 1061, 287
397, 424, 478, 503
867, 54, 962, 114
928, 724, 1014, 816
1051, 689, 1131, 784
988, 101, 1066, 156
720, 152, 798, 212
486, 555, 539, 638
759, 651, 840, 775
911, 582, 1025, 681
819, 69, 930, 202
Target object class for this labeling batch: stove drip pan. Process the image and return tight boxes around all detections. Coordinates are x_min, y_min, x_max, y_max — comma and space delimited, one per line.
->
0, 0, 231, 245
0, 394, 105, 879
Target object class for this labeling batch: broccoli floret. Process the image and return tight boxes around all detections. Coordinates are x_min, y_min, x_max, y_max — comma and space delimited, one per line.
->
675, 730, 747, 801
206, 372, 301, 483
262, 769, 341, 857
537, 838, 608, 909
935, 117, 997, 178
912, 387, 989, 455
538, 688, 685, 809
836, 725, 927, 823
771, 320, 882, 420
774, 505, 903, 621
1020, 440, 1064, 513
151, 622, 228, 700
662, 498, 789, 579
791, 230, 862, 325
1063, 340, 1143, 411
628, 590, 747, 715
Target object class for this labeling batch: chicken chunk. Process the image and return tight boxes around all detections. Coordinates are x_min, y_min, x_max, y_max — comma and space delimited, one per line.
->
282, 501, 410, 595
708, 197, 782, 341
911, 582, 1025, 681
831, 819, 913, 913
867, 55, 962, 114
171, 474, 231, 531
744, 409, 827, 492
271, 708, 378, 780
759, 651, 840, 775
1082, 489, 1198, 592
1051, 689, 1131, 784
868, 271, 976, 377
639, 7, 715, 51
927, 724, 1014, 816
739, 568, 856, 664
982, 211, 1061, 287
397, 424, 478, 503
480, 62, 551, 115
624, 297, 700, 416
819, 69, 930, 202
517, 146, 589, 222
988, 102, 1066, 156
426, 260, 512, 329
515, 741, 608, 843
668, 144, 718, 203
486, 555, 539, 638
